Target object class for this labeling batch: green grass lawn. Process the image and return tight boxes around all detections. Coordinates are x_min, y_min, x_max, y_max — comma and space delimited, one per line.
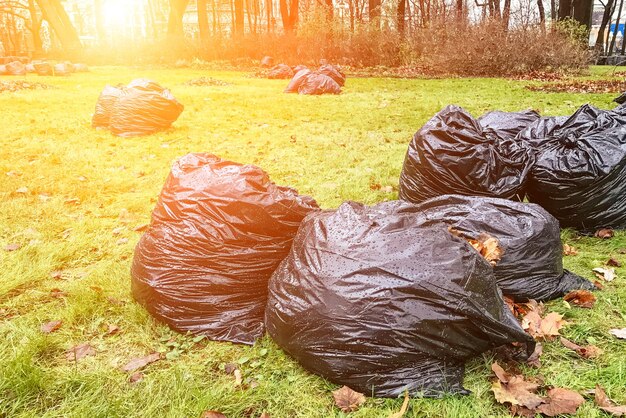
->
1, 66, 625, 417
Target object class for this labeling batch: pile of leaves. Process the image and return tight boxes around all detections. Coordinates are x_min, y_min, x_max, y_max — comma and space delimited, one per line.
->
508, 71, 565, 82
183, 77, 231, 87
0, 80, 55, 93
526, 79, 626, 94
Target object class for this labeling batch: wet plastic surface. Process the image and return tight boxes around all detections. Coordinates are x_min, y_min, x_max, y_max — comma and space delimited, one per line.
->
33, 62, 52, 76
399, 105, 535, 203
409, 195, 595, 301
92, 79, 184, 137
132, 153, 319, 345
266, 200, 533, 397
523, 104, 626, 231
478, 109, 540, 138
318, 64, 346, 87
92, 85, 124, 128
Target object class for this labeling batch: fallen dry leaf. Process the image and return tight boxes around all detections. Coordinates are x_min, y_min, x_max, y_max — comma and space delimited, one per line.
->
201, 411, 227, 418
234, 369, 243, 387
106, 324, 120, 336
41, 320, 62, 334
15, 186, 29, 194
112, 227, 125, 236
133, 223, 149, 232
129, 372, 144, 383
609, 328, 626, 339
537, 388, 585, 416
595, 384, 626, 416
594, 267, 616, 282
608, 258, 622, 267
449, 228, 503, 266
563, 290, 596, 309
116, 238, 129, 245
491, 363, 543, 409
65, 343, 96, 361
3, 243, 20, 252
50, 288, 67, 298
387, 391, 409, 418
560, 337, 602, 359
121, 353, 161, 372
522, 310, 567, 341
50, 270, 64, 279
381, 185, 394, 193
332, 385, 367, 412
224, 363, 238, 374
563, 244, 578, 256
595, 228, 614, 239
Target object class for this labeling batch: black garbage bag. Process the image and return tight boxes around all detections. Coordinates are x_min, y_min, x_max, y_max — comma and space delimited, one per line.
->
131, 153, 319, 344
297, 73, 341, 95
92, 85, 125, 128
267, 64, 294, 79
266, 200, 533, 398
399, 105, 535, 204
33, 61, 52, 76
108, 79, 184, 137
6, 61, 26, 75
293, 64, 308, 73
318, 64, 346, 87
614, 92, 626, 105
284, 69, 312, 93
0, 65, 6, 75
74, 63, 89, 72
523, 104, 626, 231
408, 195, 595, 301
478, 109, 540, 139
25, 64, 35, 73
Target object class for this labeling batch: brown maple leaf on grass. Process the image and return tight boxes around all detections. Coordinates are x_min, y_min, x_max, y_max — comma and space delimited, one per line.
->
332, 386, 366, 412
537, 388, 585, 417
121, 353, 161, 373
521, 311, 567, 340
563, 290, 596, 309
65, 343, 96, 362
560, 337, 602, 359
595, 385, 626, 416
490, 363, 543, 409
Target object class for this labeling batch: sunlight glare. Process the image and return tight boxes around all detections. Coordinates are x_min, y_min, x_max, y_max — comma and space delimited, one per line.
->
102, 0, 134, 28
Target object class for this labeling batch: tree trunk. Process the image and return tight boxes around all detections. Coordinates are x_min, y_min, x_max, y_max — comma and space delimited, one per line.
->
197, 0, 210, 43
550, 0, 556, 28
595, 0, 615, 53
609, 0, 624, 55
369, 0, 381, 23
234, 0, 244, 36
397, 0, 406, 35
325, 0, 333, 19
538, 0, 546, 32
266, 0, 272, 32
502, 0, 511, 29
167, 0, 190, 36
36, 0, 81, 51
558, 0, 571, 19
279, 0, 298, 33
456, 0, 465, 23
571, 0, 592, 29
28, 0, 43, 54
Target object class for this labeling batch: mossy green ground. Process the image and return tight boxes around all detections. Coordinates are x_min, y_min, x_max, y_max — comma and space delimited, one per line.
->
1, 66, 625, 417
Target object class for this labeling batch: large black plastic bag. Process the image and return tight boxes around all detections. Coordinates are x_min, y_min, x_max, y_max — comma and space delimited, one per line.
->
399, 105, 535, 204
266, 200, 533, 397
478, 109, 540, 138
409, 195, 595, 301
267, 64, 294, 79
109, 79, 184, 137
92, 85, 125, 128
284, 69, 342, 95
317, 64, 346, 87
131, 153, 319, 344
523, 104, 626, 231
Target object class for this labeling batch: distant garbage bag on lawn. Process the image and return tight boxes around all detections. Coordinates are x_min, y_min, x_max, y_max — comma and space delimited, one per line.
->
284, 66, 343, 95
399, 105, 535, 204
266, 200, 533, 397
131, 153, 319, 345
6, 61, 26, 75
33, 62, 52, 76
267, 64, 294, 79
92, 78, 184, 136
409, 195, 595, 301
521, 104, 626, 231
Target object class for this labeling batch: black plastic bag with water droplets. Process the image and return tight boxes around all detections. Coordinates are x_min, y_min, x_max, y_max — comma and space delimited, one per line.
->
92, 85, 125, 128
266, 200, 533, 397
478, 109, 540, 138
399, 105, 536, 204
317, 64, 346, 87
108, 79, 184, 137
521, 104, 626, 231
131, 153, 319, 345
408, 195, 595, 301
284, 69, 342, 95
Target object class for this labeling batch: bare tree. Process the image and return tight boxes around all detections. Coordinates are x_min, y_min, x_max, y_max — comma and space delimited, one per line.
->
280, 0, 298, 33
167, 0, 190, 36
595, 0, 615, 53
